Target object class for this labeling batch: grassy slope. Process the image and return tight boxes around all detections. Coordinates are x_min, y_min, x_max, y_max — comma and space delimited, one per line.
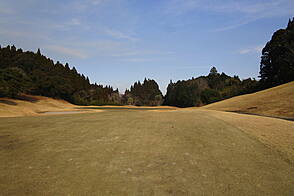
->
196, 108, 294, 164
203, 81, 294, 118
0, 110, 293, 195
0, 95, 77, 117
0, 95, 176, 117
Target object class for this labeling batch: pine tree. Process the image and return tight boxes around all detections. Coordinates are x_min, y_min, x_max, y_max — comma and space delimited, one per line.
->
65, 63, 70, 70
209, 67, 218, 75
37, 48, 41, 55
11, 45, 16, 52
259, 18, 294, 87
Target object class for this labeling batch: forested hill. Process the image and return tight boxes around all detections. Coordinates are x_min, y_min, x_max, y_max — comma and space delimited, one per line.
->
0, 46, 120, 105
122, 79, 163, 106
163, 67, 259, 107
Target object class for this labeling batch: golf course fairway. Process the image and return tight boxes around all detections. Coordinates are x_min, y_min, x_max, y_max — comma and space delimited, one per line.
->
0, 109, 293, 195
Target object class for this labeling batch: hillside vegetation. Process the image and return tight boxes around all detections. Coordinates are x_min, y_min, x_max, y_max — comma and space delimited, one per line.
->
0, 47, 120, 105
203, 81, 294, 118
163, 67, 258, 107
122, 79, 163, 106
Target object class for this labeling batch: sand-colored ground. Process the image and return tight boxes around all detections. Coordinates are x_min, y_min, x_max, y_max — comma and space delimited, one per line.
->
1, 86, 293, 194
203, 81, 294, 118
196, 108, 294, 164
0, 95, 176, 117
0, 95, 77, 117
0, 109, 293, 195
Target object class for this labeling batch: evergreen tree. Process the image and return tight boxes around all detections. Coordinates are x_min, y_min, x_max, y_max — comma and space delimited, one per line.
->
259, 18, 294, 87
65, 63, 70, 70
164, 67, 258, 107
11, 45, 16, 52
125, 79, 163, 106
37, 48, 41, 56
0, 45, 120, 105
209, 67, 218, 76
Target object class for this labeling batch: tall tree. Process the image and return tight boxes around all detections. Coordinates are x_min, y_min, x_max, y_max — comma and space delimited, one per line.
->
209, 67, 218, 76
259, 18, 294, 87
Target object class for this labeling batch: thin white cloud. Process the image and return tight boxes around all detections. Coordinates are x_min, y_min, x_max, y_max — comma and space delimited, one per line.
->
166, 0, 293, 16
239, 45, 263, 55
69, 0, 110, 12
70, 18, 81, 26
90, 0, 107, 5
105, 29, 138, 41
69, 40, 173, 58
212, 18, 255, 32
46, 45, 87, 59
165, 0, 294, 31
108, 50, 173, 57
122, 58, 153, 62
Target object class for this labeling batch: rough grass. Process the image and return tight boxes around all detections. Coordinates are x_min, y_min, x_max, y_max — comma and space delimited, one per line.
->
203, 81, 294, 118
0, 95, 176, 117
0, 109, 293, 195
0, 95, 75, 117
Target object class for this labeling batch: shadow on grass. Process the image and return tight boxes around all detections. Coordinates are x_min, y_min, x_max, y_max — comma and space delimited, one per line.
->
0, 100, 17, 105
229, 110, 294, 122
0, 95, 39, 106
14, 95, 39, 103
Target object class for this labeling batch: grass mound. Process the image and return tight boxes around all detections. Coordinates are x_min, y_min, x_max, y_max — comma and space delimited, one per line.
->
203, 81, 294, 118
0, 94, 75, 117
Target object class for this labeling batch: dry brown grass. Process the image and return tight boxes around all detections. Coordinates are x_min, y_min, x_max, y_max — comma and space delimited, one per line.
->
0, 95, 176, 117
1, 85, 293, 195
0, 95, 76, 117
0, 109, 293, 195
82, 105, 176, 109
197, 108, 294, 164
203, 81, 294, 118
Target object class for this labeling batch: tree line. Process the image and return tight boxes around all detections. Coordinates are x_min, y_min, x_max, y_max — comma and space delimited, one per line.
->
0, 46, 120, 105
163, 67, 259, 107
1, 18, 293, 107
122, 79, 163, 106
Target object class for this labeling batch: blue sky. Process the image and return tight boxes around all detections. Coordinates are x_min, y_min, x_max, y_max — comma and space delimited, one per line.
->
0, 0, 293, 93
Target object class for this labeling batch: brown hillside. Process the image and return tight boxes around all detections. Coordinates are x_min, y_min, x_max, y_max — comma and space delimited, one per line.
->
0, 95, 76, 117
203, 81, 294, 118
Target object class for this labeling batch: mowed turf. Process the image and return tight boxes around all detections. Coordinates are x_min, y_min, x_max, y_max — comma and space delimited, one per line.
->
0, 109, 293, 195
203, 81, 294, 119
